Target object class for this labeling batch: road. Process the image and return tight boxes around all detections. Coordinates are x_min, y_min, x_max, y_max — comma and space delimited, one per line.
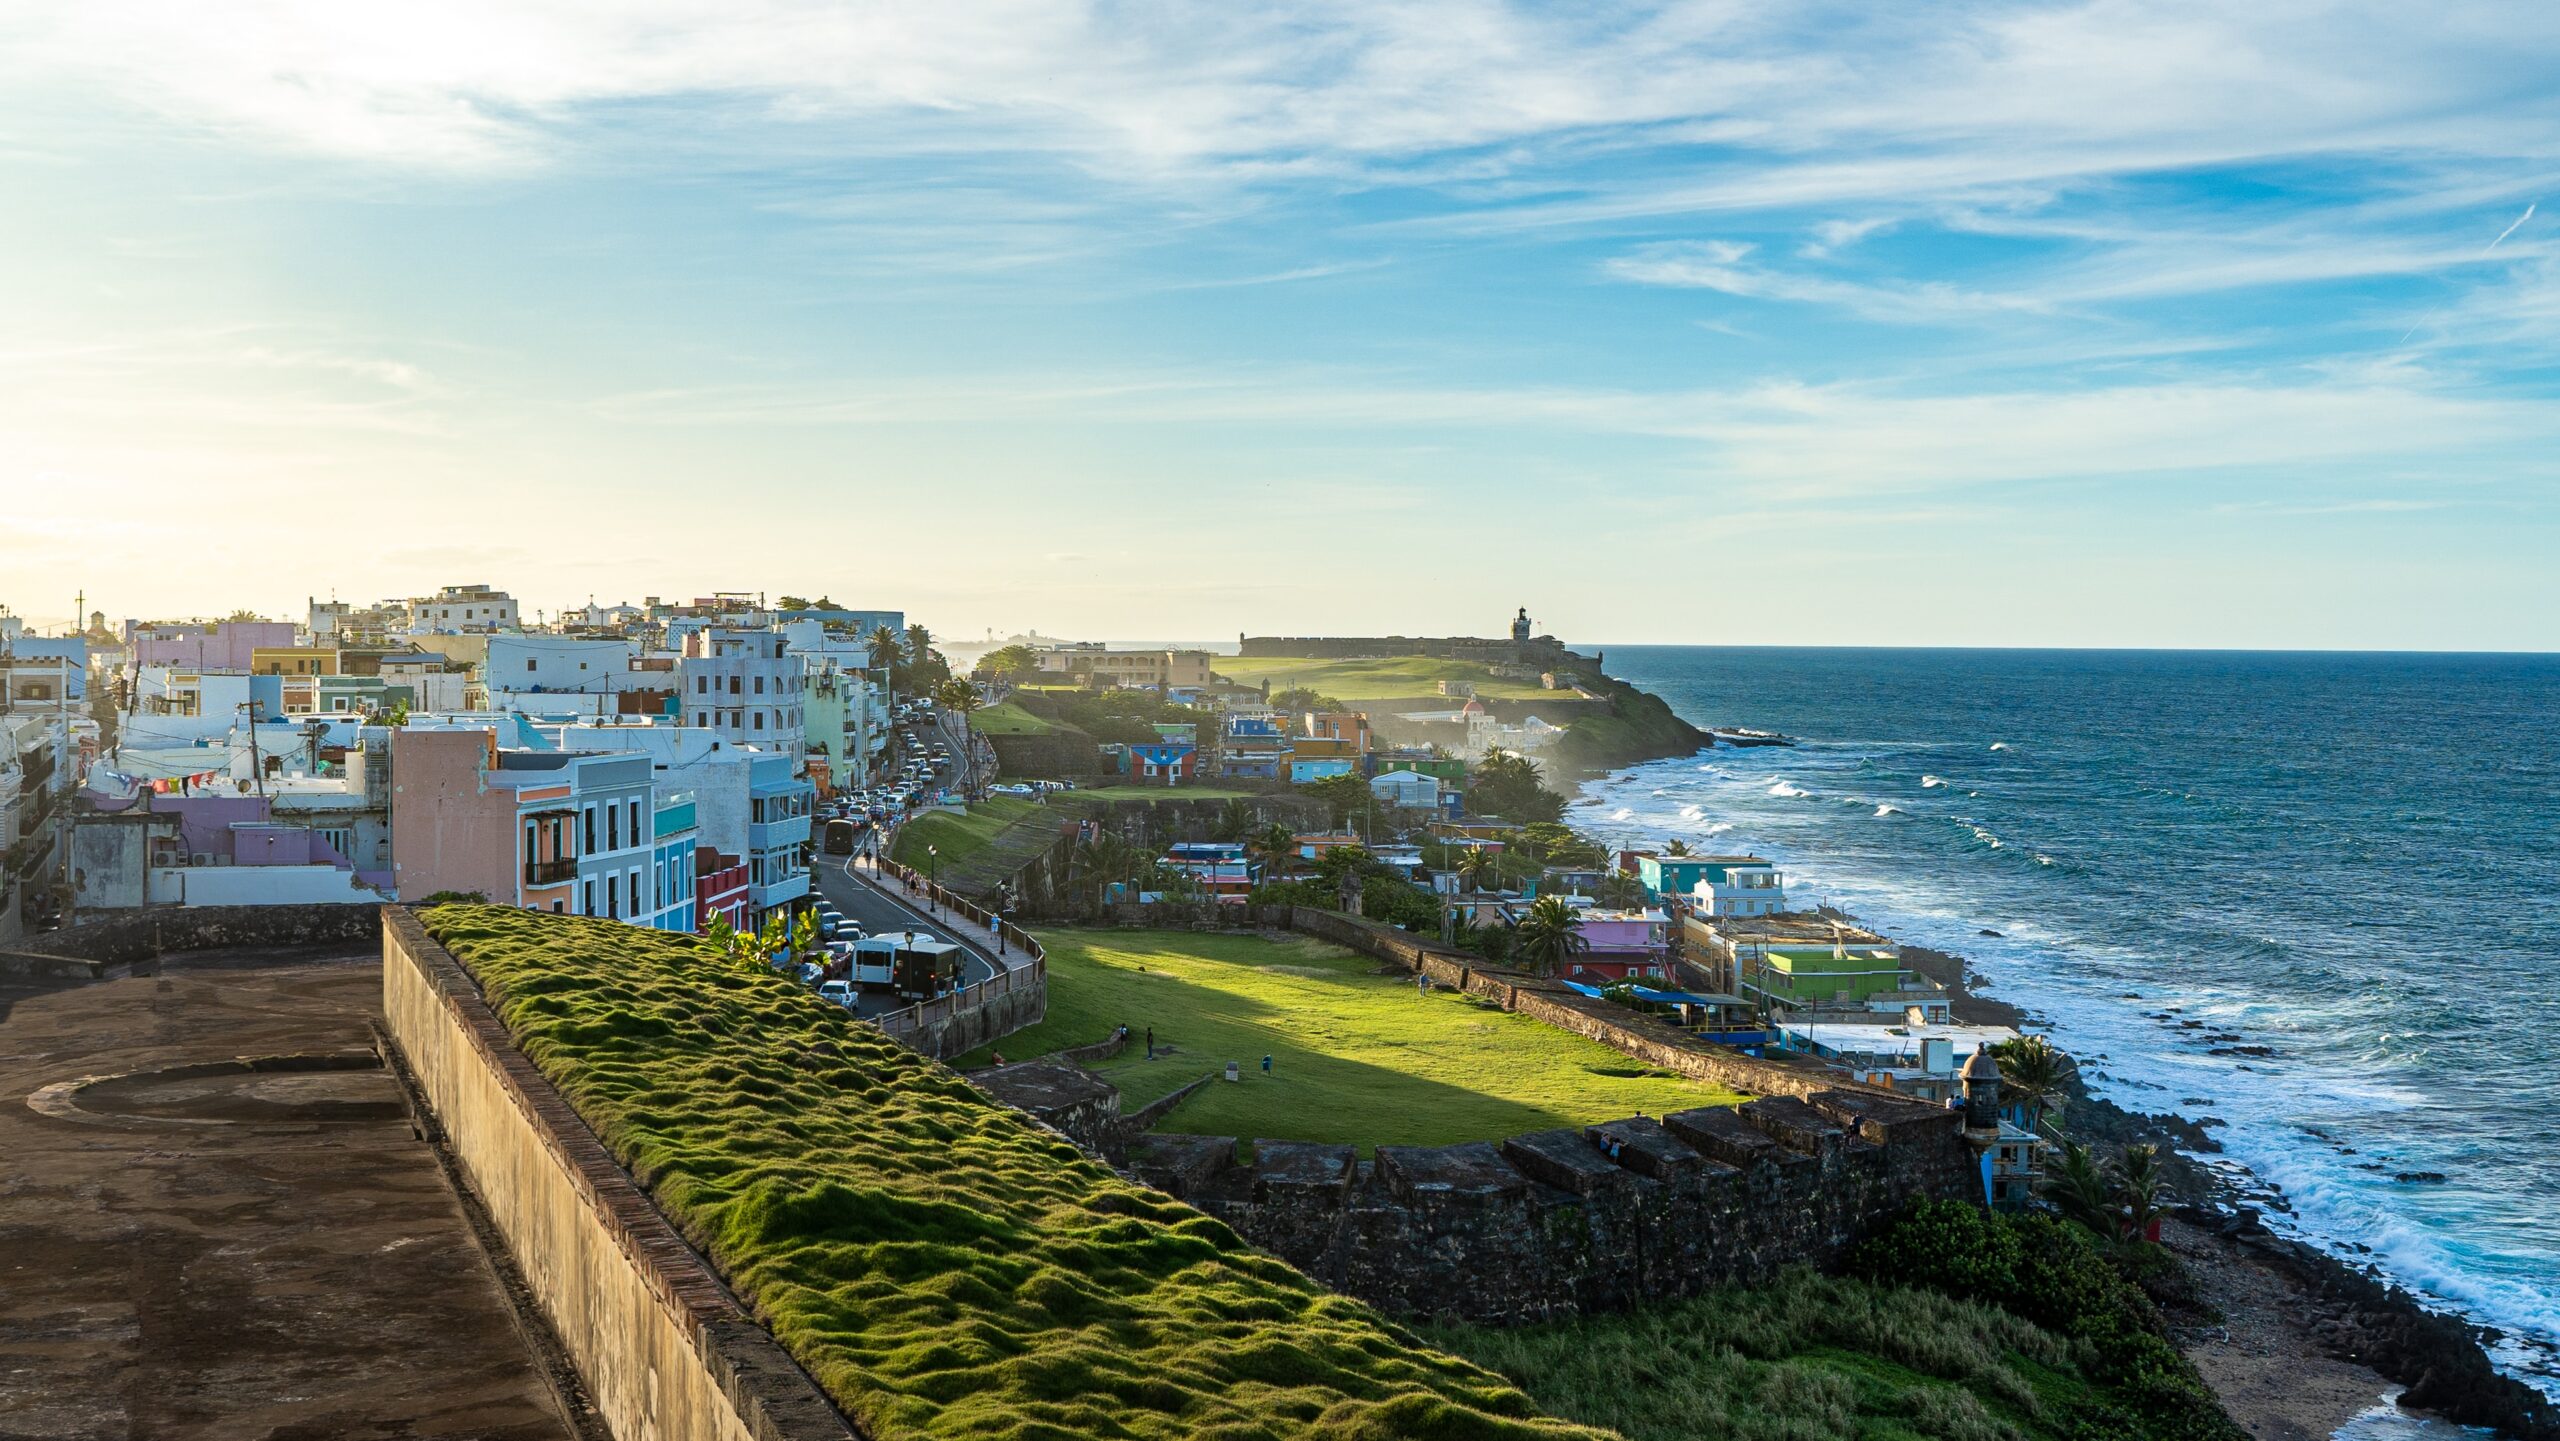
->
809, 855, 1007, 1015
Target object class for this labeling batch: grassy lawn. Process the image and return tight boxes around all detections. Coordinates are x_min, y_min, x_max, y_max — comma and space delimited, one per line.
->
967, 929, 1742, 1150
970, 702, 1055, 736
422, 908, 1603, 1441
1064, 784, 1263, 802
1209, 654, 1558, 701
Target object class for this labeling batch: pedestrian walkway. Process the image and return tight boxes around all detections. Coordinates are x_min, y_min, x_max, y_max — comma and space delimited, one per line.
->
841, 854, 1035, 975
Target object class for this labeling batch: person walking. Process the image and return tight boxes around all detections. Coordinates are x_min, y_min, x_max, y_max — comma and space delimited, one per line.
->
1145, 1025, 1155, 1060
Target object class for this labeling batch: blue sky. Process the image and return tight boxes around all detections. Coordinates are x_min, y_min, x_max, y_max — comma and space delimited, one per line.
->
4, 2, 2556, 648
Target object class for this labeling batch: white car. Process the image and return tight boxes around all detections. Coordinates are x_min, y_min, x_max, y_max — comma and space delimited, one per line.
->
817, 978, 854, 1008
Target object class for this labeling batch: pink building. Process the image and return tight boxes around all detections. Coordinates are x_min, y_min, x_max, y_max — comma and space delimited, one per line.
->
129, 620, 298, 671
1566, 907, 1670, 983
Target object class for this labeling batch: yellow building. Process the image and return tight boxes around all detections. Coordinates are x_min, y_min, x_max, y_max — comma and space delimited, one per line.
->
250, 646, 341, 677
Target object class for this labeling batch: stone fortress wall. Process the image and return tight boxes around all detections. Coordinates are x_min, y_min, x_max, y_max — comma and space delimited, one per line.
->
1137, 1089, 1979, 1324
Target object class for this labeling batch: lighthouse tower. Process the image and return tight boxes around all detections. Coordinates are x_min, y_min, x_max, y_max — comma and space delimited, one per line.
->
1510, 606, 1532, 644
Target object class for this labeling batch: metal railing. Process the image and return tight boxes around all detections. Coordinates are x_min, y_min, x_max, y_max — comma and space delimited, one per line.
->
523, 857, 577, 885
864, 856, 1045, 1037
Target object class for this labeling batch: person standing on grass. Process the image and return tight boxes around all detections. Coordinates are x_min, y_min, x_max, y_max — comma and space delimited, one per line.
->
1146, 1025, 1155, 1060
1417, 972, 1429, 997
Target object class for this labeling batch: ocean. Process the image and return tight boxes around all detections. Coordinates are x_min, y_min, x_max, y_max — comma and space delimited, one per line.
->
1567, 647, 2560, 1396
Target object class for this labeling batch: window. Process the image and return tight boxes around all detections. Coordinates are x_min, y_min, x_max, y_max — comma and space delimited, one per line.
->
527, 658, 537, 671
629, 871, 642, 914
629, 800, 642, 838
584, 807, 596, 852
607, 883, 618, 919
696, 676, 707, 694
695, 713, 709, 727
607, 804, 618, 850
753, 712, 764, 730
582, 878, 594, 915
754, 675, 765, 695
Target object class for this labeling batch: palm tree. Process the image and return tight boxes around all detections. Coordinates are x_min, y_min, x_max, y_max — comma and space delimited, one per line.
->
1215, 798, 1256, 842
2110, 1143, 2168, 1243
1454, 846, 1499, 895
1593, 872, 1645, 909
866, 625, 903, 691
905, 622, 935, 664
1453, 916, 1514, 964
2042, 1139, 2115, 1235
933, 677, 984, 797
1991, 1035, 2070, 1134
1663, 838, 1693, 857
1511, 895, 1589, 977
1248, 822, 1298, 880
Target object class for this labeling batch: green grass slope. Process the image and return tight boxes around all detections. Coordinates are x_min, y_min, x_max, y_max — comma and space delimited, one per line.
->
971, 703, 1057, 736
1432, 1272, 2119, 1441
961, 929, 1742, 1150
887, 798, 1060, 895
423, 907, 1607, 1441
1210, 654, 1556, 702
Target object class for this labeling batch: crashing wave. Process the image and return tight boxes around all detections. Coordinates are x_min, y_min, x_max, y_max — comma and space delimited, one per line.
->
1768, 781, 1811, 798
1921, 775, 1947, 788
1875, 804, 1904, 817
1990, 742, 2011, 752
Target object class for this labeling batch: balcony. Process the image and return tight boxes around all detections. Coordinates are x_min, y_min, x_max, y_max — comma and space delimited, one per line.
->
524, 857, 577, 885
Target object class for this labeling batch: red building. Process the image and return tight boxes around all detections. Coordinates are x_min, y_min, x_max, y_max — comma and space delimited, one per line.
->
695, 848, 750, 932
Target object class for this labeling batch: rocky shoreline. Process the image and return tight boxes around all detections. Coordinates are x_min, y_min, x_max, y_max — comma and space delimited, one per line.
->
1912, 936, 2558, 1441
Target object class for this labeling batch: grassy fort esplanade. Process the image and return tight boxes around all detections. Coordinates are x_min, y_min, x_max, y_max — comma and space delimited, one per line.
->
965, 930, 1742, 1151
420, 905, 1603, 1441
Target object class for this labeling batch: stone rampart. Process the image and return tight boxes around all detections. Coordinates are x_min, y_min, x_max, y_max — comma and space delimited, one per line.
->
379, 908, 857, 1441
1136, 1090, 1980, 1324
2, 903, 382, 976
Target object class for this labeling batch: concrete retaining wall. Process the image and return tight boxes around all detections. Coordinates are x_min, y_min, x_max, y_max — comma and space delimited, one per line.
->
379, 909, 857, 1441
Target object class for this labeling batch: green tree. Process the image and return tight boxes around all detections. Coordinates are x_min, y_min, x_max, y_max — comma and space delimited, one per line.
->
1663, 838, 1693, 857
975, 644, 1041, 684
1269, 686, 1343, 713
1992, 1034, 2070, 1133
1592, 872, 1645, 908
1511, 895, 1588, 976
866, 624, 903, 676
2110, 1143, 2168, 1243
2042, 1139, 2117, 1236
905, 622, 935, 663
1469, 748, 1564, 823
775, 595, 810, 611
933, 677, 985, 797
1453, 846, 1499, 895
1214, 797, 1256, 842
1248, 822, 1299, 879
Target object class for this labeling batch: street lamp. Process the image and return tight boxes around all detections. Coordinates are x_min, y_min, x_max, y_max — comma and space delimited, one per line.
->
927, 844, 938, 904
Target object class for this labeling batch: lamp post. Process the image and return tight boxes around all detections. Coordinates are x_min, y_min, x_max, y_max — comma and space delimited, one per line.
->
927, 844, 938, 907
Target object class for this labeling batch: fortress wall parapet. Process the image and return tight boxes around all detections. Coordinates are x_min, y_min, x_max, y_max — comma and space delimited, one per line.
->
380, 907, 857, 1441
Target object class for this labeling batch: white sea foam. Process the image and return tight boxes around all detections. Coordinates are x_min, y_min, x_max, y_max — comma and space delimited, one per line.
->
1876, 805, 1905, 817
1969, 826, 2003, 849
1921, 775, 1948, 788
1990, 742, 2011, 752
1768, 781, 1811, 798
1611, 807, 1633, 821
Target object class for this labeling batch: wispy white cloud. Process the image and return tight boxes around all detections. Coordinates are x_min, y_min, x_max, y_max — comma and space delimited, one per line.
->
1604, 240, 2051, 322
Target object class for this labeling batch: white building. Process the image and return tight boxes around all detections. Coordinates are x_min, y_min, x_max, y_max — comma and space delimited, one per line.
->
1690, 860, 1788, 917
679, 629, 805, 761
486, 635, 636, 696
410, 584, 520, 634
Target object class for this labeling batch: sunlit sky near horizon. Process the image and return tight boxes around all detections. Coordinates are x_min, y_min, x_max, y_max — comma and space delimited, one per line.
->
4, 2, 2557, 649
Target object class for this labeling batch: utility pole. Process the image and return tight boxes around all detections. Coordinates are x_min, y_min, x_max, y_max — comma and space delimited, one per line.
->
242, 701, 266, 799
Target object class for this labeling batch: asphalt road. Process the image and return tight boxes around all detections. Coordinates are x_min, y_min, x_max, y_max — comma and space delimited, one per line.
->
808, 855, 1003, 1009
